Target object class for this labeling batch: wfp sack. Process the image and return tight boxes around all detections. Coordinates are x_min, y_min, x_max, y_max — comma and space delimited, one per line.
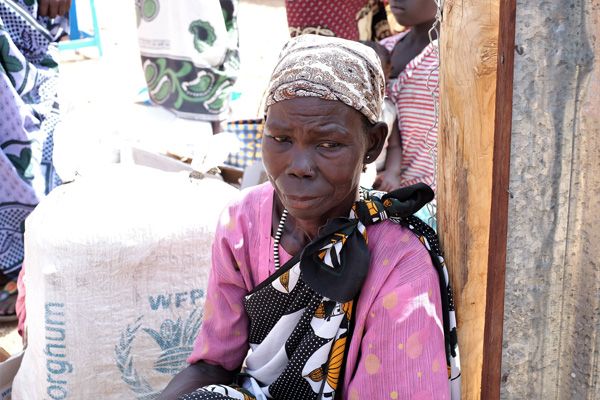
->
12, 164, 238, 399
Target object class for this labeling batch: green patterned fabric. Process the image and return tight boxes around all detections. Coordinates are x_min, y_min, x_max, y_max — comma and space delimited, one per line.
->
0, 0, 61, 280
136, 0, 240, 121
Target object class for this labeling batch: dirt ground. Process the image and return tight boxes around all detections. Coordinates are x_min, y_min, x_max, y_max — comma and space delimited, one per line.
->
0, 0, 288, 357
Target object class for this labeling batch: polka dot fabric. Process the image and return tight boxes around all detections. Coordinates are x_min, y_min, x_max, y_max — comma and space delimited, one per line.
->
243, 264, 351, 399
178, 383, 256, 400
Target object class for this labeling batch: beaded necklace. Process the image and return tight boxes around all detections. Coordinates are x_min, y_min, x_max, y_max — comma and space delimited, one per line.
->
273, 209, 288, 270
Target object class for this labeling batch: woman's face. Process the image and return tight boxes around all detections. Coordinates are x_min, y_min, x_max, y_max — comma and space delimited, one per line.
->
263, 97, 375, 223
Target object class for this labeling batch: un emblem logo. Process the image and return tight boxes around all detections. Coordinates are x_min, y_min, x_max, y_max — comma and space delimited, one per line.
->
115, 308, 203, 399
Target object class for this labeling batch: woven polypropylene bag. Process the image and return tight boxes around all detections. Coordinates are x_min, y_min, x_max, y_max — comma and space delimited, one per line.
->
12, 164, 238, 399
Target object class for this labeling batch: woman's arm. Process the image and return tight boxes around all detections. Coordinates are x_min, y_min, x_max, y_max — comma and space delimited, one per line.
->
156, 361, 239, 400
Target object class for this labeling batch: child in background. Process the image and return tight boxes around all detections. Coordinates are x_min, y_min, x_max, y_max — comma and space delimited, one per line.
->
358, 40, 402, 192
377, 0, 439, 200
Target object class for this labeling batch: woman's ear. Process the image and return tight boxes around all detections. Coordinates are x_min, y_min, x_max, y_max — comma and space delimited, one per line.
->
364, 121, 388, 164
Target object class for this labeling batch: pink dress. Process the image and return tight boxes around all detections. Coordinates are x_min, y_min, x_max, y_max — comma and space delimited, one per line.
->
189, 182, 449, 399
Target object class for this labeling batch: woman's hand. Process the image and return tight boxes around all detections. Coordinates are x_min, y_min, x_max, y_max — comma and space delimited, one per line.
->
156, 361, 238, 399
38, 0, 71, 19
372, 169, 402, 192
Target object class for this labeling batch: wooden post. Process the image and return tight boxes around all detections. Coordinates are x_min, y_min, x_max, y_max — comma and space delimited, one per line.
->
437, 0, 516, 398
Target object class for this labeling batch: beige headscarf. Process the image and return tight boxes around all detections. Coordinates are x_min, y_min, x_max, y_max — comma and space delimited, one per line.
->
264, 34, 386, 124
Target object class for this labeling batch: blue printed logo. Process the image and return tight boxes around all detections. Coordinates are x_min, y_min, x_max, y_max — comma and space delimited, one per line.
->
45, 302, 71, 400
115, 289, 204, 399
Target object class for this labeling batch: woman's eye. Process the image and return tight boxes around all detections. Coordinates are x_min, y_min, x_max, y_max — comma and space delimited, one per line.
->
272, 136, 290, 143
320, 142, 340, 149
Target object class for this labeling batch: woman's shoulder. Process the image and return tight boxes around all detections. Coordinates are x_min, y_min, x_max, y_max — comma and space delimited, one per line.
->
366, 218, 423, 249
216, 182, 273, 238
222, 182, 273, 215
366, 219, 436, 283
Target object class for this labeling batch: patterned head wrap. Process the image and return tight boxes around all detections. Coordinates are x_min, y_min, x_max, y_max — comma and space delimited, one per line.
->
264, 34, 386, 124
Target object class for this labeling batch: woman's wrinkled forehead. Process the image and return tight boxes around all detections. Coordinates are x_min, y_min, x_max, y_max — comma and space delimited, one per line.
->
264, 34, 386, 125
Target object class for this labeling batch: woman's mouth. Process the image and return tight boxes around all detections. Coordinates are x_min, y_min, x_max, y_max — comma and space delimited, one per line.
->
283, 194, 322, 210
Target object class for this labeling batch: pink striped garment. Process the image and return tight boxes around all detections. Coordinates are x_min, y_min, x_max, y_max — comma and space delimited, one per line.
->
381, 32, 439, 198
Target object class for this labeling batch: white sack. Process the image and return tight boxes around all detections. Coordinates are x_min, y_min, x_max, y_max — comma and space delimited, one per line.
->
12, 164, 238, 399
0, 351, 23, 399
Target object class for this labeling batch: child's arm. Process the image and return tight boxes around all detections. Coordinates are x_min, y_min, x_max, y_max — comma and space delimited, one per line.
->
373, 120, 402, 192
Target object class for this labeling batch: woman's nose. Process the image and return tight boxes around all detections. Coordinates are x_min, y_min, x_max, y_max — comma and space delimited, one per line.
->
285, 148, 316, 179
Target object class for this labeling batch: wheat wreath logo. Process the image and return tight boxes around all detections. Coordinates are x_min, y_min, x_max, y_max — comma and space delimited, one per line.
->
115, 308, 203, 399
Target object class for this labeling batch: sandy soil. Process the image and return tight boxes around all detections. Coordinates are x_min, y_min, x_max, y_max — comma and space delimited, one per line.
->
0, 0, 288, 357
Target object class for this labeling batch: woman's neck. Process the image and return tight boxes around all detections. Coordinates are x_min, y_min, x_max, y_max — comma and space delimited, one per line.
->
271, 202, 315, 256
272, 191, 358, 256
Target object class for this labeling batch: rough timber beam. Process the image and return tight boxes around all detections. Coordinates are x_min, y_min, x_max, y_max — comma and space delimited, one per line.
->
437, 0, 516, 398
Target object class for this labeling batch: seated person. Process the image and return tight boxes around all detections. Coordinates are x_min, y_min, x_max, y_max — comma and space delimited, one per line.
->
158, 34, 457, 400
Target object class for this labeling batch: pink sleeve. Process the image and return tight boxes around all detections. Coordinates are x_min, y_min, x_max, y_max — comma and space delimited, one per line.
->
346, 230, 450, 399
187, 204, 252, 371
16, 263, 26, 339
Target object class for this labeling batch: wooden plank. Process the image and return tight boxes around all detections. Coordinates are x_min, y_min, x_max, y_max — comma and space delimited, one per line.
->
437, 0, 515, 398
482, 0, 517, 397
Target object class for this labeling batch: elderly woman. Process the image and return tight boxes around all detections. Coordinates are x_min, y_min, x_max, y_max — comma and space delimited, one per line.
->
159, 35, 459, 400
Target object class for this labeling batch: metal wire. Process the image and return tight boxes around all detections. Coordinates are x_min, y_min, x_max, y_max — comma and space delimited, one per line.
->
424, 0, 443, 228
